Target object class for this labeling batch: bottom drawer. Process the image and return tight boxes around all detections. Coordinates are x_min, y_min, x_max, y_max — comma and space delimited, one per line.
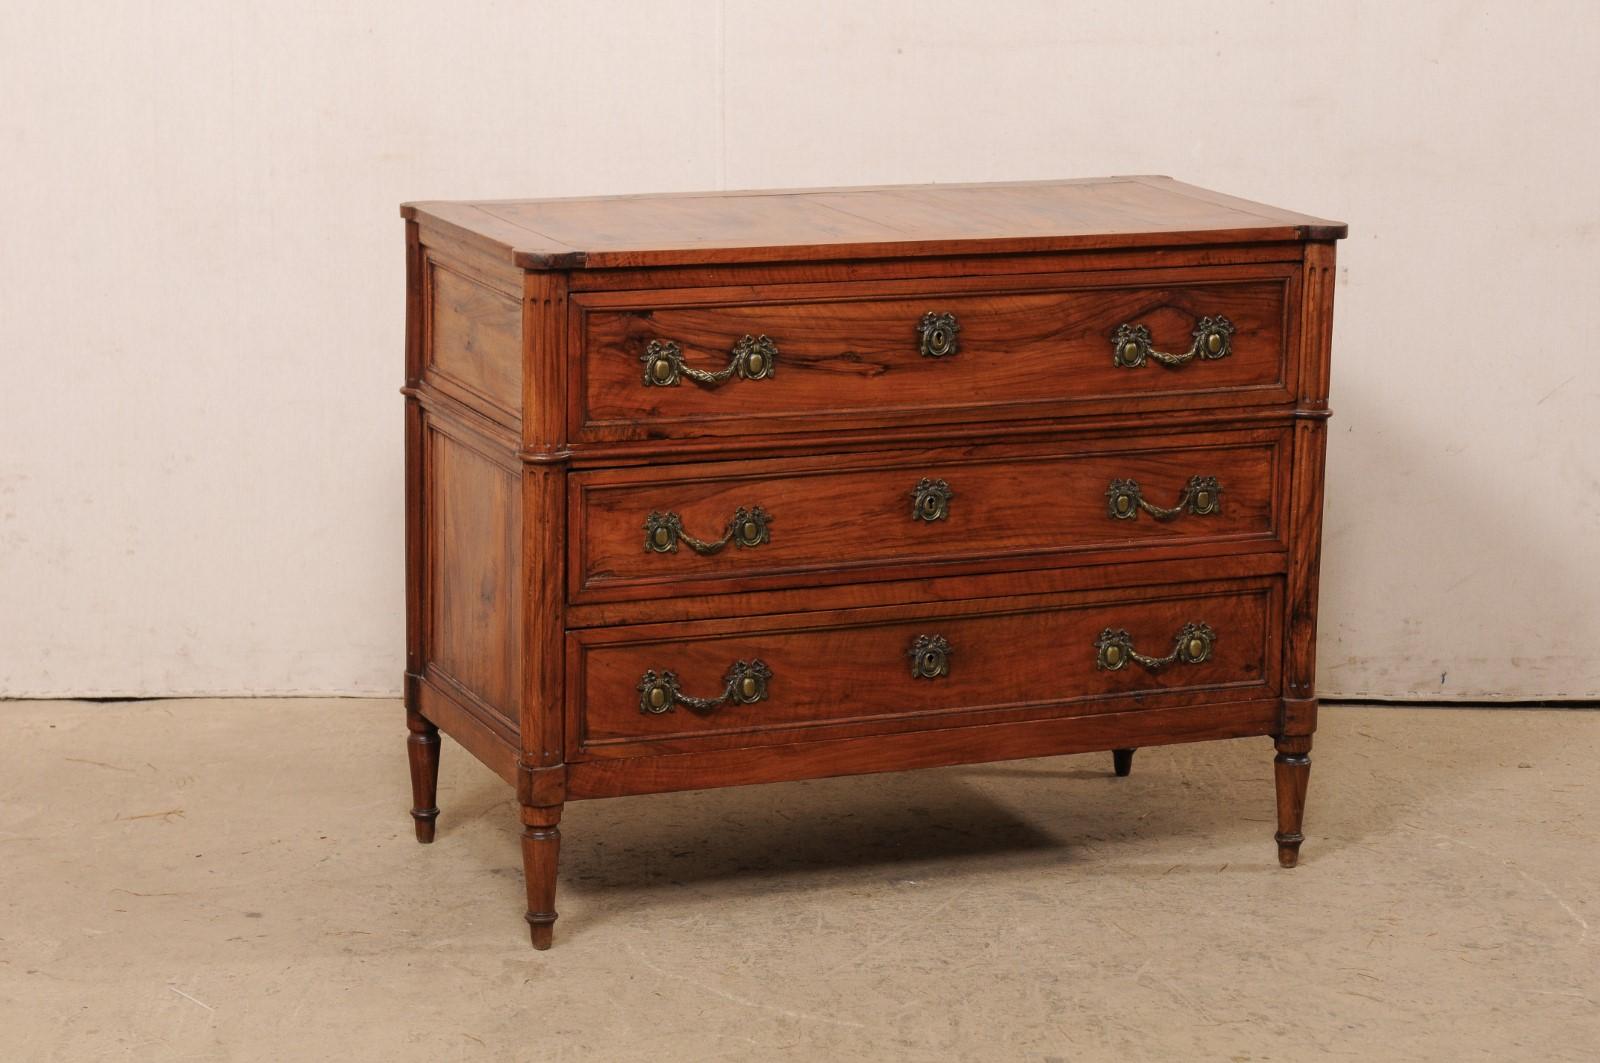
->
569, 577, 1282, 758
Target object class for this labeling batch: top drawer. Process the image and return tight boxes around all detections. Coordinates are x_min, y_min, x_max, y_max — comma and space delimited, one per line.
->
573, 264, 1297, 443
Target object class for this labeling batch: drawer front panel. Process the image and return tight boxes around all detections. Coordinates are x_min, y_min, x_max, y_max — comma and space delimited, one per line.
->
574, 266, 1294, 442
571, 429, 1286, 602
570, 579, 1281, 757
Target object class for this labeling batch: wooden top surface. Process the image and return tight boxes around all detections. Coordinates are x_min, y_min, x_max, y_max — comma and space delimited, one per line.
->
402, 176, 1346, 270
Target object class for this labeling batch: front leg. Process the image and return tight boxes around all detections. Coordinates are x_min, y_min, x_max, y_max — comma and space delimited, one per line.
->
1111, 748, 1136, 777
1273, 734, 1312, 867
521, 802, 563, 949
406, 709, 441, 843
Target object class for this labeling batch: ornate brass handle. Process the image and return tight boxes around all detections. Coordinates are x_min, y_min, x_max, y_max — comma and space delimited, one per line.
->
918, 312, 961, 358
1106, 476, 1221, 521
911, 478, 953, 521
908, 634, 952, 679
1111, 315, 1234, 368
641, 334, 778, 387
644, 507, 770, 554
1095, 622, 1217, 671
638, 660, 772, 715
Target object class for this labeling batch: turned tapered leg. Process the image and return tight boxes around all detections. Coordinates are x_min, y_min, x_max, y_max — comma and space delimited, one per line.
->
406, 710, 440, 843
521, 803, 562, 949
1273, 735, 1312, 867
1112, 748, 1136, 777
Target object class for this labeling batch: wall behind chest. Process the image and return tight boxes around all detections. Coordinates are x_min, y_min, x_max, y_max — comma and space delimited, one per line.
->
2, 1, 1595, 699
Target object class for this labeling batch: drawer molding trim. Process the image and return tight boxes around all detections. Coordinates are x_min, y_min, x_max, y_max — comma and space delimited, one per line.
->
1095, 621, 1217, 671
1112, 315, 1235, 368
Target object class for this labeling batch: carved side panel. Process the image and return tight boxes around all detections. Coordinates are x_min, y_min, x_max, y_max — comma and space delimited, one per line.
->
427, 427, 523, 730
424, 255, 523, 426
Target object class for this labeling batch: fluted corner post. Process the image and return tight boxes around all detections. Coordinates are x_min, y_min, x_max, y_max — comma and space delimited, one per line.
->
516, 451, 567, 949
518, 268, 571, 950
1272, 239, 1336, 870
402, 218, 438, 845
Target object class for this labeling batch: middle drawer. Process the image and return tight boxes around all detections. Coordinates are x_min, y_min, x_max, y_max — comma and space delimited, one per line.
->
569, 427, 1288, 603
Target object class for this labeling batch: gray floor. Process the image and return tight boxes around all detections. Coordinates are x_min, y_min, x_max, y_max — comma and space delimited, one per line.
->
2, 699, 1595, 1061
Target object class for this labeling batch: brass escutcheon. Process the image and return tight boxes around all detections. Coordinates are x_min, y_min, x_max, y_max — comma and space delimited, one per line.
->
908, 634, 952, 679
911, 478, 953, 522
918, 311, 961, 358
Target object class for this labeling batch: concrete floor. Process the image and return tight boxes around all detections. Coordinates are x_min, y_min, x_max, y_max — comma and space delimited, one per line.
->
1, 701, 1595, 1062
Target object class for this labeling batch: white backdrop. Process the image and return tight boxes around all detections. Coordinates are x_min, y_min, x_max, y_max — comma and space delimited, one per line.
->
3, 1, 1597, 699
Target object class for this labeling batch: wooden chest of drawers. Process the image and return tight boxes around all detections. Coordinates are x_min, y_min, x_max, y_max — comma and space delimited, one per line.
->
400, 177, 1344, 948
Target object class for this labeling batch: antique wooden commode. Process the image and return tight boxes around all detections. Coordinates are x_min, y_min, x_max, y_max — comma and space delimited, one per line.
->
400, 178, 1343, 948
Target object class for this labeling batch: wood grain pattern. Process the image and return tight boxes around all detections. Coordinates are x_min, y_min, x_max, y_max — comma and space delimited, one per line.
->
566, 698, 1283, 799
403, 176, 1345, 269
415, 671, 518, 785
567, 547, 1288, 630
565, 241, 1306, 294
513, 264, 572, 777
425, 257, 522, 424
426, 427, 521, 724
1283, 242, 1336, 710
403, 218, 426, 750
563, 405, 1304, 469
520, 462, 565, 768
572, 428, 1285, 602
571, 578, 1279, 758
398, 178, 1343, 947
577, 267, 1292, 442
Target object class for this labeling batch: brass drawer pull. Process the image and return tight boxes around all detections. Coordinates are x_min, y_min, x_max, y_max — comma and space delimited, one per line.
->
638, 660, 772, 715
644, 507, 770, 554
641, 334, 778, 387
1111, 315, 1234, 368
918, 312, 961, 358
1106, 476, 1221, 521
911, 478, 953, 521
1095, 622, 1216, 671
908, 634, 952, 679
